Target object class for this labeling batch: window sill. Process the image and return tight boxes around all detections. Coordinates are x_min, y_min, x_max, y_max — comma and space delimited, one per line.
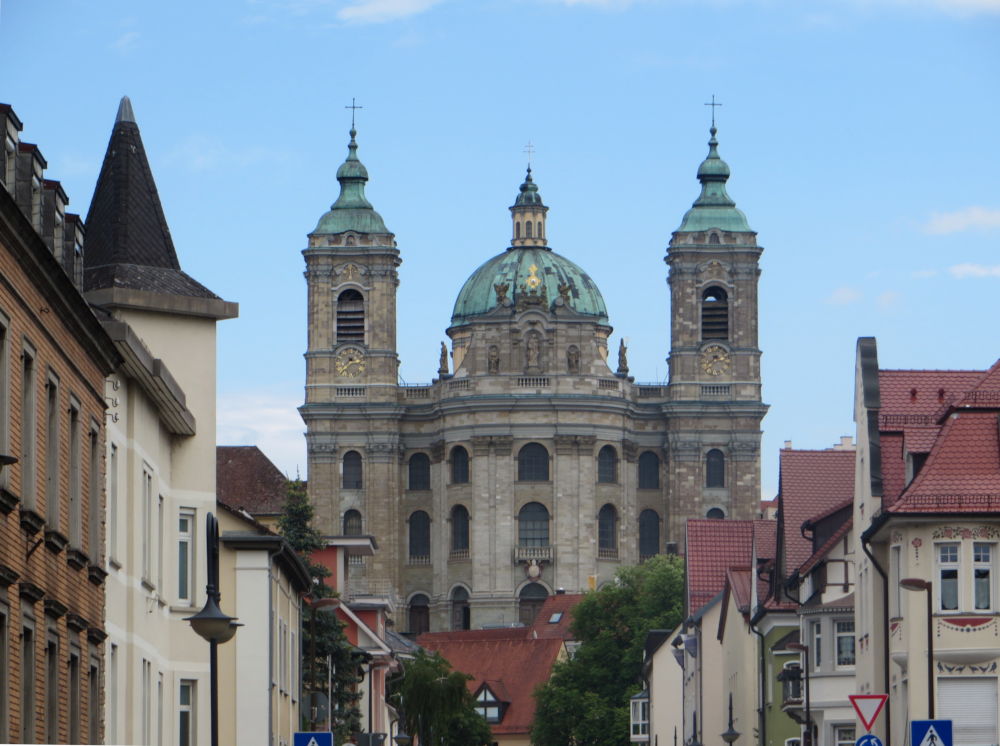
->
0, 486, 19, 514
66, 547, 89, 571
107, 557, 122, 571
44, 528, 69, 554
170, 603, 198, 614
88, 564, 108, 586
19, 506, 45, 535
141, 578, 156, 592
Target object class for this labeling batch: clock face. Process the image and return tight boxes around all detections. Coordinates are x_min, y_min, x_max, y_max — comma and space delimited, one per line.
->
335, 348, 366, 377
700, 345, 731, 376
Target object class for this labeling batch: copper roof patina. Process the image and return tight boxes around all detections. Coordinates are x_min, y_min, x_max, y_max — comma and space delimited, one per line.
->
676, 126, 753, 234
312, 127, 390, 236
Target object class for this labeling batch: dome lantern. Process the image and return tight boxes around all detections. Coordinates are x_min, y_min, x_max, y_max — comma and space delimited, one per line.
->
509, 166, 549, 248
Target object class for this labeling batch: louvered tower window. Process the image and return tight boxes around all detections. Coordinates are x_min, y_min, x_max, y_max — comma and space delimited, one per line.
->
701, 286, 729, 340
336, 289, 365, 343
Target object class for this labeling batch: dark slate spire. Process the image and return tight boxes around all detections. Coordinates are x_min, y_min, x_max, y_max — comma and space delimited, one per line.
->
84, 97, 220, 299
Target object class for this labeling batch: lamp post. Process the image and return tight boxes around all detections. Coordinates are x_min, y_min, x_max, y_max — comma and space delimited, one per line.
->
788, 642, 812, 746
720, 692, 740, 745
185, 512, 240, 746
307, 597, 340, 730
689, 710, 701, 746
901, 578, 934, 719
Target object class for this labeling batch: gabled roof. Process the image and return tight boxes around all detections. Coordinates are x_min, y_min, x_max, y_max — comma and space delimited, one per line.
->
685, 519, 754, 615
890, 360, 1000, 513
530, 593, 584, 640
216, 446, 289, 517
83, 97, 223, 301
778, 449, 855, 573
417, 631, 564, 736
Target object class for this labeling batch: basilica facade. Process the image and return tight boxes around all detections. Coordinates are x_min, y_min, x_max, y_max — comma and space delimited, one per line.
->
300, 125, 768, 632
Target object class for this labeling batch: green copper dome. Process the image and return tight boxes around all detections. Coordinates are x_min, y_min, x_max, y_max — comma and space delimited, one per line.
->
514, 167, 544, 206
676, 126, 752, 233
451, 247, 608, 325
313, 128, 390, 235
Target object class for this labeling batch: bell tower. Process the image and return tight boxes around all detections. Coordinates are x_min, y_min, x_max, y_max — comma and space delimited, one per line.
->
665, 124, 768, 538
300, 124, 403, 584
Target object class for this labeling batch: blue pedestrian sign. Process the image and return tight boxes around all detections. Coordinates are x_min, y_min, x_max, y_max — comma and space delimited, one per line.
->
855, 734, 883, 746
294, 733, 333, 746
911, 720, 953, 746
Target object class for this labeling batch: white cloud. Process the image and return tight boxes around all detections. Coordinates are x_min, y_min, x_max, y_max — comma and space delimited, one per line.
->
924, 206, 1000, 234
926, 0, 1000, 13
111, 31, 140, 53
337, 0, 444, 22
826, 286, 862, 305
217, 391, 306, 479
911, 269, 938, 279
948, 263, 1000, 279
877, 290, 901, 310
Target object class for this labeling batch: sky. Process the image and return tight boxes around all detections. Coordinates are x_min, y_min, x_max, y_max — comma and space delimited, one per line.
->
2, 0, 998, 499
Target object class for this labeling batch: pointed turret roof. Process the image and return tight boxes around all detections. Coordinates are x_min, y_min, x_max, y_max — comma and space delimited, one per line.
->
513, 166, 545, 208
676, 126, 753, 234
312, 127, 390, 236
84, 96, 221, 300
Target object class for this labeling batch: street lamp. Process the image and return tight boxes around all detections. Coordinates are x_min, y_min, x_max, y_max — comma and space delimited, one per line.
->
901, 578, 935, 719
787, 642, 812, 746
721, 692, 740, 745
307, 597, 340, 730
689, 710, 702, 746
185, 512, 241, 746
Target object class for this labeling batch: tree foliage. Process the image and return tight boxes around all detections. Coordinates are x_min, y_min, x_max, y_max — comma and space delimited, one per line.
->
278, 479, 365, 742
532, 554, 685, 746
390, 650, 493, 746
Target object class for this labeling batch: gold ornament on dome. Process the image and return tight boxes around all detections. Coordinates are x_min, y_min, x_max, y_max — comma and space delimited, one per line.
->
526, 264, 541, 290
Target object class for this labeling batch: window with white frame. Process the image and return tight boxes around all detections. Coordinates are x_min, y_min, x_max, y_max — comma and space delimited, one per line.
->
157, 495, 164, 590
178, 510, 195, 603
142, 467, 153, 582
109, 443, 119, 564
87, 424, 100, 558
68, 400, 82, 547
475, 685, 504, 723
629, 695, 649, 739
834, 725, 856, 746
835, 620, 855, 667
812, 621, 822, 670
938, 543, 959, 611
973, 543, 993, 611
179, 679, 195, 746
780, 660, 802, 702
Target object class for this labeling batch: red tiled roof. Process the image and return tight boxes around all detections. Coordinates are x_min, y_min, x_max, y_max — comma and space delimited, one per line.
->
530, 593, 584, 639
753, 519, 777, 561
726, 567, 753, 613
685, 519, 754, 615
878, 370, 982, 420
417, 632, 565, 736
778, 449, 855, 572
885, 361, 1000, 513
216, 445, 289, 516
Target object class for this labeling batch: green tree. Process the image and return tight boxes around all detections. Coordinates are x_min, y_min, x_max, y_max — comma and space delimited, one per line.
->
278, 479, 365, 742
532, 554, 685, 746
390, 650, 493, 746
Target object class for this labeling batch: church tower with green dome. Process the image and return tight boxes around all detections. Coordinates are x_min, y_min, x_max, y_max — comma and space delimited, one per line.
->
665, 125, 768, 530
300, 125, 405, 585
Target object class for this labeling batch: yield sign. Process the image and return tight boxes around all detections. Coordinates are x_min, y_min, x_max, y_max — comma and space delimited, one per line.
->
850, 694, 888, 732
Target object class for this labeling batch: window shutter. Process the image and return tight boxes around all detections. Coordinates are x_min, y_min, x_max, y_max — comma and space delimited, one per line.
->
938, 677, 998, 746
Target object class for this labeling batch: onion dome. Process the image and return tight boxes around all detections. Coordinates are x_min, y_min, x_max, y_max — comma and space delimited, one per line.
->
676, 126, 752, 233
312, 127, 389, 235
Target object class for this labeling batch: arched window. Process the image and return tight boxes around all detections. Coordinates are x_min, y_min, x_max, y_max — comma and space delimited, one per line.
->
343, 509, 362, 536
597, 445, 618, 484
519, 583, 548, 625
451, 446, 469, 484
451, 505, 470, 555
342, 450, 362, 490
536, 221, 542, 238
598, 504, 618, 556
336, 289, 365, 343
638, 451, 660, 489
515, 221, 521, 239
706, 449, 725, 488
451, 586, 470, 630
639, 509, 660, 560
701, 286, 729, 340
526, 221, 533, 238
408, 453, 431, 490
518, 502, 549, 547
518, 443, 549, 482
707, 507, 726, 519
408, 594, 430, 636
409, 510, 430, 562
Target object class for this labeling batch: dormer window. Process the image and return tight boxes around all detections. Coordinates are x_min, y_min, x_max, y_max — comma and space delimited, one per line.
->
474, 684, 505, 723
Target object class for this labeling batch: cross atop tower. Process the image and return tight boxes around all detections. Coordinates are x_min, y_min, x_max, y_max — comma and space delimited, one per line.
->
704, 95, 722, 128
523, 140, 535, 167
345, 97, 363, 128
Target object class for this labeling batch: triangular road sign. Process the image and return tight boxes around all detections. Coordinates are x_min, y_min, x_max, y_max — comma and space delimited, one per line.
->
850, 694, 888, 731
917, 724, 944, 746
307, 739, 320, 746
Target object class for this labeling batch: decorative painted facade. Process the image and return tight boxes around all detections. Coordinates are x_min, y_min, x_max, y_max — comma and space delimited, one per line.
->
301, 125, 768, 631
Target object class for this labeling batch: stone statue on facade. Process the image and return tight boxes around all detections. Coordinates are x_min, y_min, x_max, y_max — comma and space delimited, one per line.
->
567, 345, 580, 374
488, 345, 500, 374
617, 339, 629, 376
438, 341, 449, 376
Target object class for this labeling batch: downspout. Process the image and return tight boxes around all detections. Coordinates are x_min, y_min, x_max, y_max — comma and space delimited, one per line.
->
749, 608, 767, 746
861, 513, 890, 746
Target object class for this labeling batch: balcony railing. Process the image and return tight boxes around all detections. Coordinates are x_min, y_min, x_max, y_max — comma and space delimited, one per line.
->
513, 545, 553, 563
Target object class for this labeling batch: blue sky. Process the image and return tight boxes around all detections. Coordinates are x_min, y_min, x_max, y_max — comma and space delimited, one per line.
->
2, 0, 998, 497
